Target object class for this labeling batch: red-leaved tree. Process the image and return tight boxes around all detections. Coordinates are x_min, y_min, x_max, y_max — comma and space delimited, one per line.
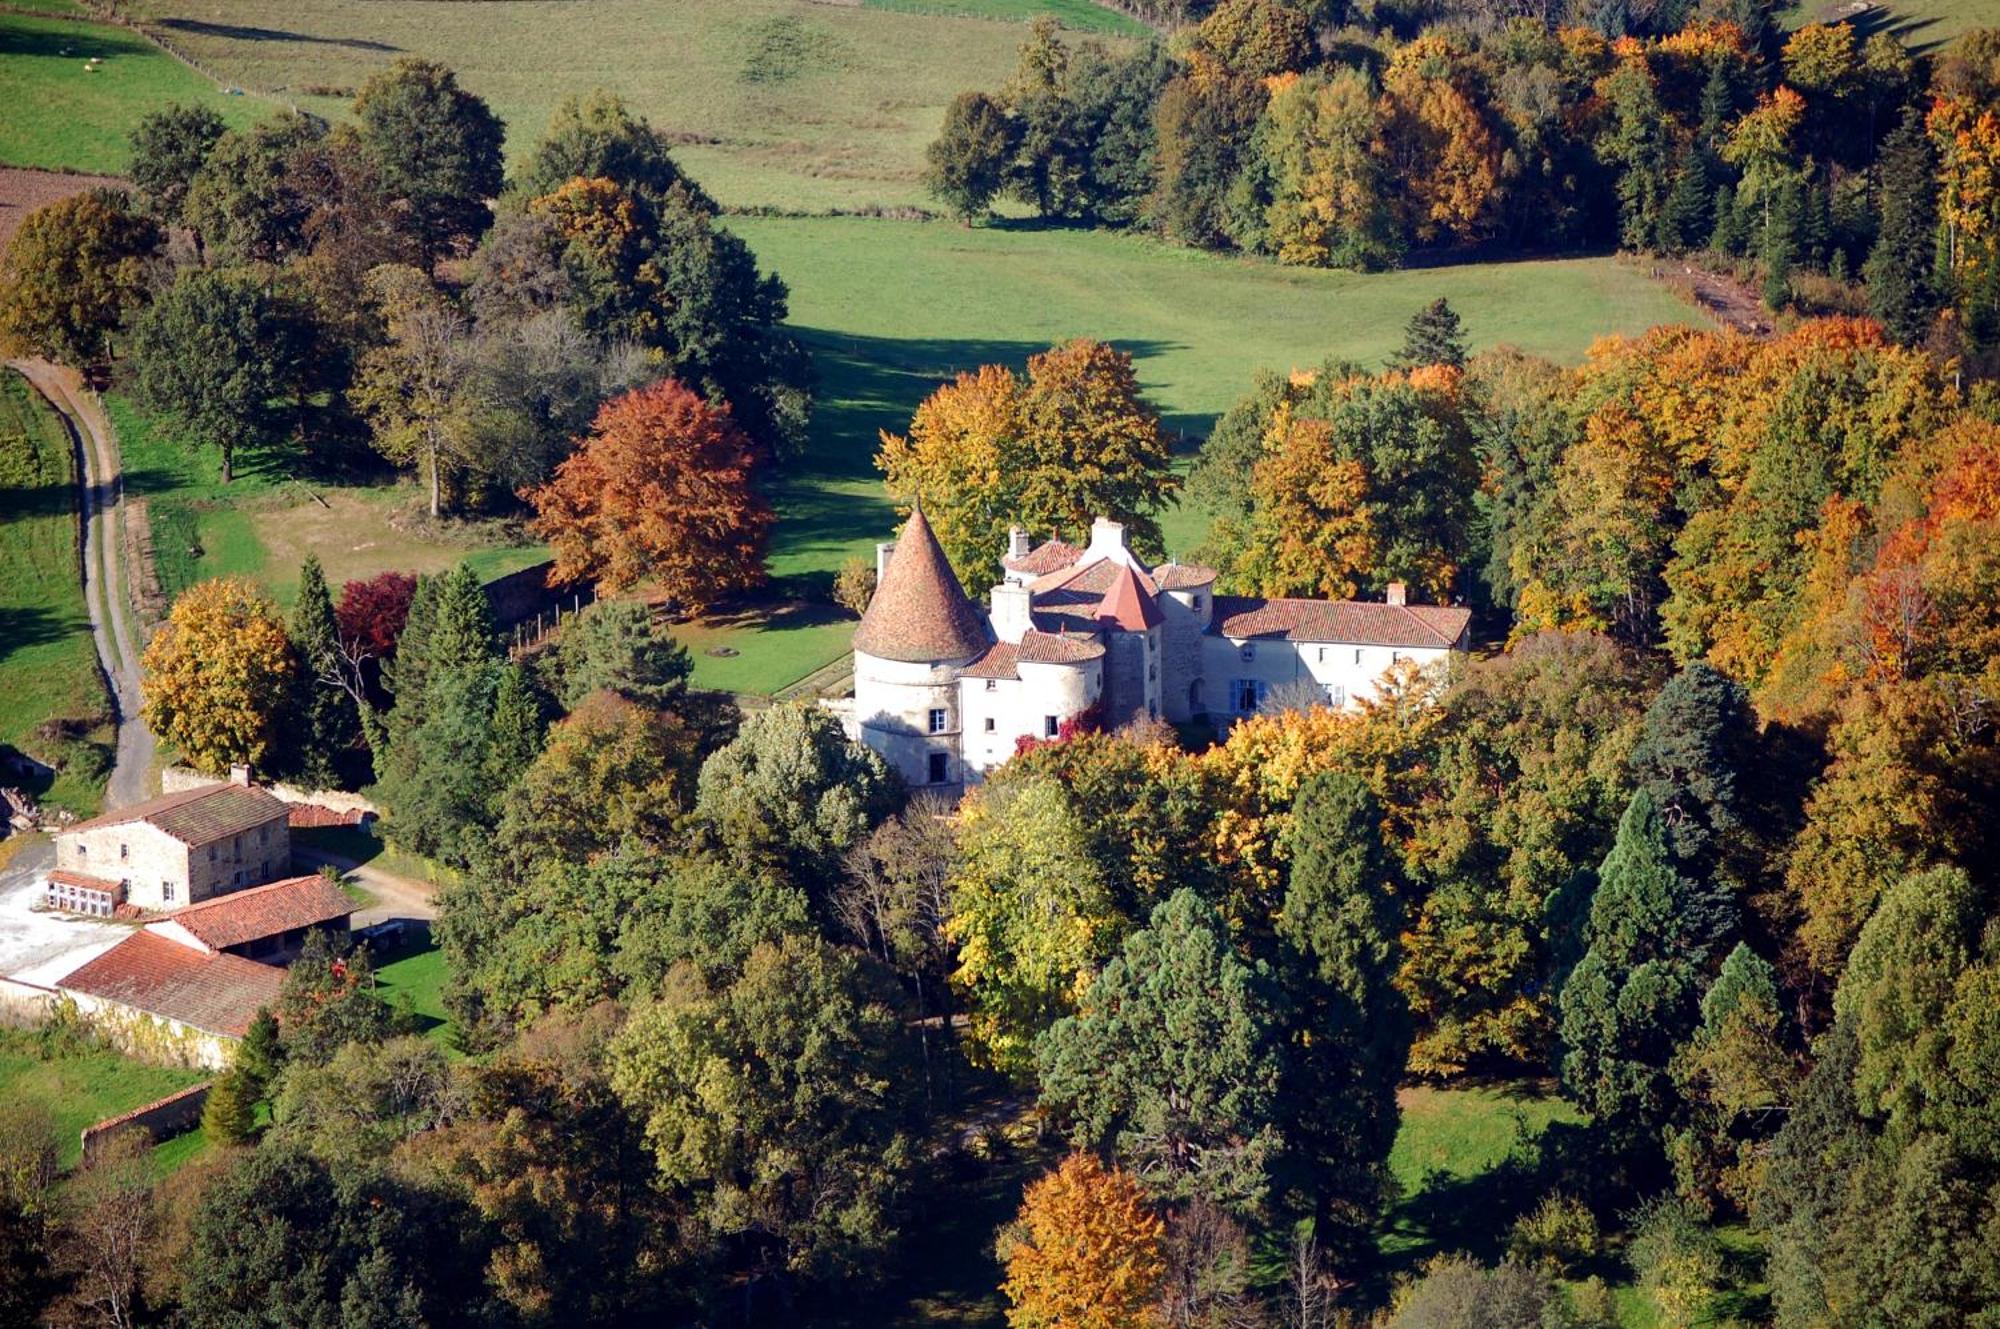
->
524, 379, 773, 611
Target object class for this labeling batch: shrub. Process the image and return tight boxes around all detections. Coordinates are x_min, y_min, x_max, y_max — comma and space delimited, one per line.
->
1625, 1195, 1724, 1329
832, 556, 877, 618
1507, 1193, 1601, 1277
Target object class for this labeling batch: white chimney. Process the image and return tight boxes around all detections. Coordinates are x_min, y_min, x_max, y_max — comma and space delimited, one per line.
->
1385, 582, 1408, 607
1087, 516, 1128, 561
990, 582, 1033, 644
1009, 526, 1031, 560
229, 763, 253, 787
876, 540, 896, 580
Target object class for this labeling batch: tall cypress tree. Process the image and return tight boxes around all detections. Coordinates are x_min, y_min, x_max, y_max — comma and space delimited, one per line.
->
1274, 771, 1409, 1248
1763, 179, 1804, 311
426, 563, 497, 678
288, 555, 362, 789
1558, 789, 1735, 1132
1658, 159, 1712, 255
1865, 106, 1940, 345
483, 662, 547, 812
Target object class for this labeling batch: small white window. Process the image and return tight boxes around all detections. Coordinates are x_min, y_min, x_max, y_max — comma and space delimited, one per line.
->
1328, 685, 1347, 707
928, 708, 948, 734
1392, 650, 1401, 663
985, 679, 998, 692
1354, 648, 1364, 665
119, 842, 128, 861
1044, 715, 1060, 738
76, 845, 86, 859
162, 881, 174, 903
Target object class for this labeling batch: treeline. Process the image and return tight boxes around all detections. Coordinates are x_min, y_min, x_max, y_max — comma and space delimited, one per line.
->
0, 62, 805, 589
930, 2, 2000, 365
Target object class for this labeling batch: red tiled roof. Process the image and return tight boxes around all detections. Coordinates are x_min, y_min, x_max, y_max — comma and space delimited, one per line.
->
1029, 557, 1159, 598
48, 869, 124, 894
1154, 563, 1218, 591
961, 642, 1021, 680
160, 875, 355, 952
286, 803, 366, 829
65, 783, 288, 847
1002, 539, 1083, 576
59, 932, 284, 1038
853, 508, 991, 663
1018, 630, 1104, 663
1095, 561, 1163, 631
1209, 597, 1471, 649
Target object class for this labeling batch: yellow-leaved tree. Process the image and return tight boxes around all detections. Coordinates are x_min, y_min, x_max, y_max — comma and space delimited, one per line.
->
1000, 1152, 1165, 1329
142, 576, 298, 775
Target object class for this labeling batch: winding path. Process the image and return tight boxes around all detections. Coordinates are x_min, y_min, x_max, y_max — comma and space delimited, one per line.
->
9, 358, 154, 811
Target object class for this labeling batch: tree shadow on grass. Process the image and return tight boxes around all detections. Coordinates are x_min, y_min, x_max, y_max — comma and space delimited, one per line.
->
788, 327, 1183, 483
153, 18, 401, 52
0, 24, 144, 63
0, 605, 77, 666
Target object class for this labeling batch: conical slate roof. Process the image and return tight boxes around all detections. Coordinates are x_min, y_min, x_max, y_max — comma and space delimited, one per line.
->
852, 508, 991, 663
1094, 560, 1162, 631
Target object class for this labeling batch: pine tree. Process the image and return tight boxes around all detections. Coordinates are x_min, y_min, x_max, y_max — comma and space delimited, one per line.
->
1709, 184, 1745, 255
1865, 105, 1940, 345
385, 574, 440, 713
1658, 159, 1712, 255
1558, 790, 1735, 1132
201, 1068, 256, 1145
235, 1007, 283, 1099
426, 564, 497, 678
1392, 298, 1469, 370
289, 555, 362, 789
1628, 663, 1756, 877
1762, 179, 1804, 311
483, 662, 547, 809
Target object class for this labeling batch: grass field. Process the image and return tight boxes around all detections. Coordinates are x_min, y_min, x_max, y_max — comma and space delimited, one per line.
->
371, 940, 454, 1048
710, 217, 1712, 691
862, 0, 1147, 35
0, 11, 270, 175
0, 1030, 206, 1168
0, 369, 110, 814
1780, 0, 1990, 48
106, 393, 544, 612
118, 0, 1104, 212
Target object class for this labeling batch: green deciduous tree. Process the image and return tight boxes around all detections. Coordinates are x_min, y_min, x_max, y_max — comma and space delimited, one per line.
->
611, 933, 919, 1280
141, 576, 298, 775
0, 189, 159, 366
128, 103, 226, 226
351, 57, 505, 266
927, 91, 1017, 223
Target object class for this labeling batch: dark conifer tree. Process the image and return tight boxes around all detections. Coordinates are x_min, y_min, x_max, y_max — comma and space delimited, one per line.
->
289, 554, 363, 789
1392, 297, 1469, 371
1865, 106, 1941, 345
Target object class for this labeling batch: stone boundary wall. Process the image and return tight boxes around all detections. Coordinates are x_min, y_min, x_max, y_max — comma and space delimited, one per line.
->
0, 976, 58, 1029
160, 766, 380, 817
81, 1081, 211, 1161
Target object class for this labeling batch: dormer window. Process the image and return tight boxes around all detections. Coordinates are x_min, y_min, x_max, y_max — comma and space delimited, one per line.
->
1240, 644, 1255, 662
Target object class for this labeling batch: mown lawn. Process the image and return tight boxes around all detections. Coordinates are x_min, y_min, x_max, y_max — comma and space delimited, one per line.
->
0, 369, 110, 815
862, 0, 1148, 36
709, 218, 1711, 689
0, 1031, 206, 1169
372, 941, 454, 1049
120, 0, 1101, 212
0, 12, 269, 174
107, 392, 543, 612
1779, 0, 1990, 48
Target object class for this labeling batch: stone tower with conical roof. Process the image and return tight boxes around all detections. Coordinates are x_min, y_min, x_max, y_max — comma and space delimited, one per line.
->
850, 507, 992, 791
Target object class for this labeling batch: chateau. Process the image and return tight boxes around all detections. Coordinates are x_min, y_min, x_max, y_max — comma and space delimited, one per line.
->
848, 509, 1471, 792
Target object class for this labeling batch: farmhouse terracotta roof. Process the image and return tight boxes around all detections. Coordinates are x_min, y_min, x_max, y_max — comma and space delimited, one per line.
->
1154, 563, 1218, 591
1095, 561, 1163, 630
1209, 596, 1471, 648
159, 875, 355, 952
1002, 539, 1083, 576
853, 508, 991, 663
47, 869, 124, 894
58, 932, 283, 1038
64, 783, 288, 847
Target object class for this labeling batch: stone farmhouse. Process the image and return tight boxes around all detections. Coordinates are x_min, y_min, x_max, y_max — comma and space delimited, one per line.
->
53, 875, 355, 1067
48, 768, 290, 914
848, 510, 1471, 793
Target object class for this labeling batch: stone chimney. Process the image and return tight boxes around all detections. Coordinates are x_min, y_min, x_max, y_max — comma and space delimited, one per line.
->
1086, 516, 1128, 561
1009, 526, 1031, 560
1385, 582, 1408, 607
229, 763, 253, 787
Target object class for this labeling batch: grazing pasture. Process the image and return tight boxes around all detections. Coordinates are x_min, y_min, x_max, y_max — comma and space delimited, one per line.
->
0, 12, 268, 175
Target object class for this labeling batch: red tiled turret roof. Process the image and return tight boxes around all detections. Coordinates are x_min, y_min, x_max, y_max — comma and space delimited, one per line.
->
1094, 561, 1163, 631
853, 508, 991, 663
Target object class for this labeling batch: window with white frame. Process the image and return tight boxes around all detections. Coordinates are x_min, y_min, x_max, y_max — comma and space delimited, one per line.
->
1044, 715, 1060, 738
1327, 684, 1347, 707
928, 708, 948, 734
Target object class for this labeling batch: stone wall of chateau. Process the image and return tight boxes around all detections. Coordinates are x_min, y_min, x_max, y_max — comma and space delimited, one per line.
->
854, 651, 974, 791
1159, 591, 1210, 722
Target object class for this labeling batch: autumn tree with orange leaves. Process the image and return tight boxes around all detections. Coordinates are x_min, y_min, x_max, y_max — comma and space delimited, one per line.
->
525, 378, 773, 611
1000, 1153, 1166, 1329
